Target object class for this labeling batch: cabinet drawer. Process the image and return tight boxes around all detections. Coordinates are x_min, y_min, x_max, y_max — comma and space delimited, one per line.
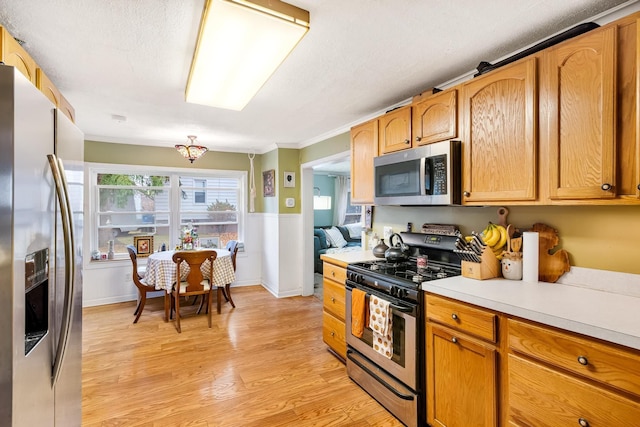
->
508, 318, 640, 396
323, 262, 346, 283
508, 354, 640, 427
323, 278, 345, 320
425, 294, 497, 343
323, 311, 346, 360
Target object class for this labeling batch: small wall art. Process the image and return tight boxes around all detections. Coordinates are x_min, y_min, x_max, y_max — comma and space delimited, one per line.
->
263, 169, 275, 197
283, 171, 295, 187
133, 235, 154, 257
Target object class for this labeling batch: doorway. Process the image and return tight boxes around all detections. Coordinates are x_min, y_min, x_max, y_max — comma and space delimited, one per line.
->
300, 151, 350, 297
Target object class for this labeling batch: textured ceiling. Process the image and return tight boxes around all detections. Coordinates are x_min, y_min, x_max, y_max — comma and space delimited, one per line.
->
0, 0, 634, 155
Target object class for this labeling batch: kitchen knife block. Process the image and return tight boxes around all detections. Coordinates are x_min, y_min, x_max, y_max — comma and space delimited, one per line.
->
461, 246, 500, 280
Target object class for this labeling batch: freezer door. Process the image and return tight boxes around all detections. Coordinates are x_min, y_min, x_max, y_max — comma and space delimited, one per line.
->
0, 66, 56, 426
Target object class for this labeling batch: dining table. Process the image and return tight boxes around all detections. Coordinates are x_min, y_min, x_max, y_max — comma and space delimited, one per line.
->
144, 248, 236, 293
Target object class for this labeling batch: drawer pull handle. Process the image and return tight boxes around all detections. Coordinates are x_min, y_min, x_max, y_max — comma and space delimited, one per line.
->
331, 297, 335, 303
330, 332, 335, 337
451, 313, 458, 320
404, 139, 410, 145
451, 337, 458, 344
463, 191, 470, 197
331, 271, 335, 277
601, 183, 612, 191
577, 356, 589, 366
578, 418, 589, 427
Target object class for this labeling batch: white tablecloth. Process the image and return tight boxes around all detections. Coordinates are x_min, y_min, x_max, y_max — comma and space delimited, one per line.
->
144, 249, 236, 293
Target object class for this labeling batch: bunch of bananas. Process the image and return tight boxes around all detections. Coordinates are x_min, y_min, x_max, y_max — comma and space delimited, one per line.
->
481, 222, 508, 260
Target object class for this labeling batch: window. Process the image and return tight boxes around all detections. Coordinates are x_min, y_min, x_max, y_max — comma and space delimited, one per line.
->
89, 164, 244, 258
343, 191, 362, 224
193, 179, 206, 204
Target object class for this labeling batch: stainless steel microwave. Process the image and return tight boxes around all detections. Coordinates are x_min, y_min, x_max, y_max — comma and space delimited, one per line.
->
373, 140, 461, 205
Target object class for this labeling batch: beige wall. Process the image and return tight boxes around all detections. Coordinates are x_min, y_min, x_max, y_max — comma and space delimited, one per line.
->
299, 132, 350, 164
85, 139, 264, 212
373, 205, 640, 275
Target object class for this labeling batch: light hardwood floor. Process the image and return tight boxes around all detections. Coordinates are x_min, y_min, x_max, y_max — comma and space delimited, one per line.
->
82, 285, 403, 426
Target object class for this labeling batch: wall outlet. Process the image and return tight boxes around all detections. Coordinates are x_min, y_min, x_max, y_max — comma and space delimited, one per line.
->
383, 226, 393, 239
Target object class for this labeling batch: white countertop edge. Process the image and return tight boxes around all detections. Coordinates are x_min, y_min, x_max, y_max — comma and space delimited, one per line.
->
423, 277, 640, 352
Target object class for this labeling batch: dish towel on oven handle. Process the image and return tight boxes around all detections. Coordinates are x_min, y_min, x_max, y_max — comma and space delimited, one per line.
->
351, 288, 367, 338
369, 295, 393, 359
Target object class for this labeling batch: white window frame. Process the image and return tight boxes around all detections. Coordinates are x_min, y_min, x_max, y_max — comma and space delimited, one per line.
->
86, 162, 246, 260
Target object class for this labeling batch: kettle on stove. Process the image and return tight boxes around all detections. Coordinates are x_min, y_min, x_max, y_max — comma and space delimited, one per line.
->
384, 233, 410, 262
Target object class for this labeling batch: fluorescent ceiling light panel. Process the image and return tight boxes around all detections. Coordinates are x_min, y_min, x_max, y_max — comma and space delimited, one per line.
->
186, 0, 310, 111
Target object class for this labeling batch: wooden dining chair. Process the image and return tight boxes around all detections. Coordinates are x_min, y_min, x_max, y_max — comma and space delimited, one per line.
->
126, 245, 154, 323
223, 240, 239, 308
166, 250, 219, 333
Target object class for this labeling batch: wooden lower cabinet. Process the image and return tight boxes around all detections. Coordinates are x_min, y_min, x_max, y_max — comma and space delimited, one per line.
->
425, 294, 498, 427
425, 295, 640, 427
321, 260, 347, 361
508, 354, 640, 427
507, 318, 640, 427
426, 323, 497, 427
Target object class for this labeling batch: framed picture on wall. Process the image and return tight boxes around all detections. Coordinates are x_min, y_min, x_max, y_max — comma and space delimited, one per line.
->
133, 235, 154, 257
263, 169, 275, 197
283, 171, 295, 187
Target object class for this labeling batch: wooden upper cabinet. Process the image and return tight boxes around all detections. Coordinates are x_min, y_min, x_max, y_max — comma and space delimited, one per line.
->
59, 93, 76, 123
36, 68, 61, 108
0, 27, 37, 84
615, 17, 640, 200
350, 119, 378, 204
412, 88, 457, 146
378, 105, 412, 154
462, 58, 538, 204
546, 26, 617, 200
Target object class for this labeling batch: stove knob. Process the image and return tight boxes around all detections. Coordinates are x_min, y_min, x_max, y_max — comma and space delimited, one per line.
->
397, 288, 407, 299
389, 286, 397, 297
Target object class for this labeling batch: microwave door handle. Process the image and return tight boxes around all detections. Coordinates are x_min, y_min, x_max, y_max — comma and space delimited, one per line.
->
422, 157, 433, 196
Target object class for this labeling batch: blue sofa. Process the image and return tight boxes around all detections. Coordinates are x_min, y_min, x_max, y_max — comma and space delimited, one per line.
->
314, 225, 361, 273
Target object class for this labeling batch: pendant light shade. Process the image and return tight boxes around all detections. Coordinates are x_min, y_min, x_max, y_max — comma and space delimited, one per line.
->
175, 135, 208, 163
185, 0, 310, 111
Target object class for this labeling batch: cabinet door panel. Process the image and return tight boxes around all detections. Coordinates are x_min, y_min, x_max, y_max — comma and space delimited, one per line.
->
413, 89, 457, 145
350, 120, 378, 204
0, 27, 37, 83
462, 58, 537, 203
379, 106, 412, 154
426, 323, 497, 427
547, 26, 616, 199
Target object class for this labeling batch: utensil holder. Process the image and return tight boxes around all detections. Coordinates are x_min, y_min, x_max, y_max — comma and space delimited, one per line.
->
460, 246, 500, 280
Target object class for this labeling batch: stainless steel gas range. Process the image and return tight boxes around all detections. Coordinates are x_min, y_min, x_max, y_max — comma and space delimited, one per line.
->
345, 227, 462, 427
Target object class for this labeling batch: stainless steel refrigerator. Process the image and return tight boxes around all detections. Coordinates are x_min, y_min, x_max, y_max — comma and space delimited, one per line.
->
0, 64, 84, 426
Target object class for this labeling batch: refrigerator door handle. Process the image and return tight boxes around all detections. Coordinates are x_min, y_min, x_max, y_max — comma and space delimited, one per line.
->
47, 154, 75, 387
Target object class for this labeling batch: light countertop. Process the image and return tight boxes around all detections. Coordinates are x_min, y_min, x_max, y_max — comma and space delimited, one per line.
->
320, 250, 378, 267
423, 275, 640, 351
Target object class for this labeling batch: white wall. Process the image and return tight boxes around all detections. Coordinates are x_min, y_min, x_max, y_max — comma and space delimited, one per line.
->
83, 213, 266, 307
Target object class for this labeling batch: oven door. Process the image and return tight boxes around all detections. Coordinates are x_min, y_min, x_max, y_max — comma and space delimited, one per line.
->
345, 281, 417, 390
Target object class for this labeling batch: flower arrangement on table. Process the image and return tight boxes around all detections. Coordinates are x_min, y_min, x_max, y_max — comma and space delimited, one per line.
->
178, 225, 199, 250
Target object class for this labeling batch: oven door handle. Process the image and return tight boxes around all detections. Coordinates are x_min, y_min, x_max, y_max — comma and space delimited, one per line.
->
346, 350, 415, 401
389, 302, 413, 313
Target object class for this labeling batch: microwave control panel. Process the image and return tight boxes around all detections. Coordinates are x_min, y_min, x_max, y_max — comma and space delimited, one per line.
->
429, 155, 447, 195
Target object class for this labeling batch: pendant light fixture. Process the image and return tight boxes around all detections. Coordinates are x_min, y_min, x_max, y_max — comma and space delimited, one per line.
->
185, 0, 310, 111
175, 135, 208, 163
